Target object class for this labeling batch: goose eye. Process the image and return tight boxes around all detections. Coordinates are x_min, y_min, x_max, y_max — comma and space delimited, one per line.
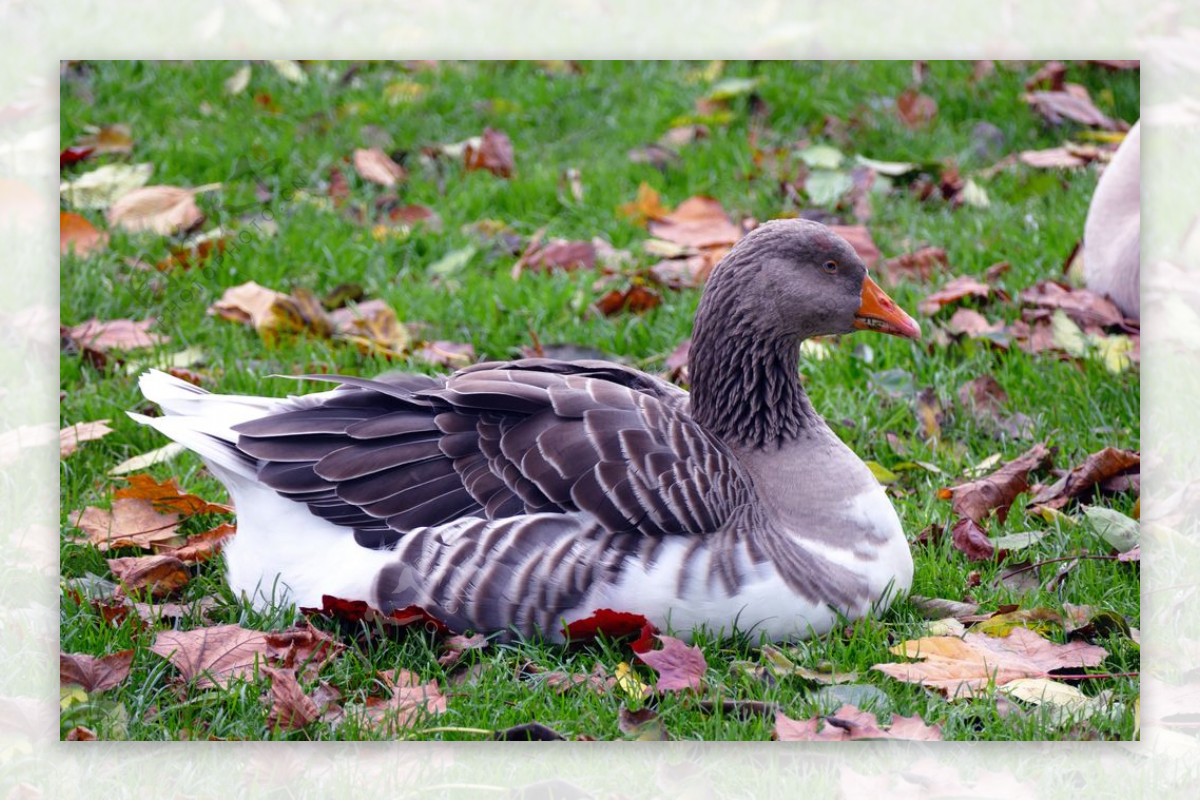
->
822, 260, 838, 274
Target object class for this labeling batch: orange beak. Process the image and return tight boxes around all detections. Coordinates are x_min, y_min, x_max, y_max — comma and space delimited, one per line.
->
853, 276, 922, 340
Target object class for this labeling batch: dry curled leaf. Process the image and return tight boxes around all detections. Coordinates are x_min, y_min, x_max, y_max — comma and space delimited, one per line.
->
154, 522, 235, 564
60, 419, 113, 458
939, 443, 1053, 524
647, 196, 741, 249
107, 554, 190, 597
595, 284, 662, 316
263, 666, 319, 731
76, 123, 134, 155
919, 276, 996, 315
464, 127, 515, 178
634, 634, 706, 692
1019, 280, 1126, 329
1026, 88, 1125, 131
881, 246, 948, 286
775, 704, 942, 741
951, 517, 996, 562
361, 669, 447, 734
1028, 447, 1140, 511
412, 340, 475, 369
60, 650, 134, 693
115, 473, 234, 517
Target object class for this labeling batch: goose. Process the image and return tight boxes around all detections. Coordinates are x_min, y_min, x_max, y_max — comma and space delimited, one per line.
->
133, 219, 921, 642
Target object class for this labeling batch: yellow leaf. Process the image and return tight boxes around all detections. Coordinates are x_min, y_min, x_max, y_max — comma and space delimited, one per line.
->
225, 64, 252, 95
614, 662, 648, 699
384, 81, 426, 105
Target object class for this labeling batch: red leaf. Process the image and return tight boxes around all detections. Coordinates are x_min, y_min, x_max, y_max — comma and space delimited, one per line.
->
634, 634, 707, 692
464, 127, 515, 178
60, 145, 95, 169
896, 89, 938, 129
595, 284, 662, 316
59, 650, 135, 693
563, 608, 655, 643
951, 518, 996, 562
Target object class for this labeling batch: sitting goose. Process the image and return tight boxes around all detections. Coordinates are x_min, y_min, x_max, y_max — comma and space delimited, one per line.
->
133, 219, 920, 642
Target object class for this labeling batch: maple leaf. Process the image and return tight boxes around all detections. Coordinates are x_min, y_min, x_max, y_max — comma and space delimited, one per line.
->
107, 184, 218, 235
775, 704, 942, 741
209, 282, 289, 327
151, 624, 273, 690
873, 628, 1108, 699
361, 669, 447, 734
1028, 447, 1139, 511
353, 147, 406, 187
634, 634, 706, 692
59, 650, 134, 693
262, 666, 319, 731
647, 196, 742, 249
72, 498, 181, 551
939, 443, 1052, 524
464, 127, 515, 178
59, 419, 113, 458
520, 240, 597, 274
60, 211, 108, 257
115, 473, 233, 517
107, 554, 190, 598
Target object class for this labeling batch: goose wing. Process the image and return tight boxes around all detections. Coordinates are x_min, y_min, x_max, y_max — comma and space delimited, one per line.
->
232, 359, 754, 549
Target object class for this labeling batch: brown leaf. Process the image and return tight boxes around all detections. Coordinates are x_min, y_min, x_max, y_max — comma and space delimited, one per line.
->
115, 474, 234, 517
263, 620, 344, 679
362, 669, 447, 734
155, 233, 227, 271
1018, 147, 1089, 169
659, 124, 709, 148
352, 148, 406, 187
827, 225, 880, 269
154, 522, 235, 564
647, 196, 742, 249
648, 255, 711, 289
945, 309, 1004, 339
896, 89, 938, 129
76, 123, 134, 154
437, 633, 488, 667
873, 628, 1108, 699
376, 200, 440, 230
595, 284, 662, 316
73, 498, 181, 551
59, 650, 134, 693
65, 726, 97, 741
107, 185, 208, 235
914, 388, 944, 442
951, 518, 996, 561
521, 240, 596, 274
263, 666, 319, 731
329, 298, 409, 357
1019, 280, 1126, 328
540, 662, 616, 695
908, 595, 981, 621
60, 211, 108, 256
412, 340, 475, 369
775, 704, 941, 741
60, 419, 114, 458
665, 338, 691, 385
208, 281, 289, 327
107, 554, 190, 597
919, 276, 996, 315
151, 624, 272, 690
1025, 61, 1067, 91
617, 182, 672, 225
1026, 88, 1125, 131
618, 705, 670, 740
255, 287, 335, 345
634, 634, 706, 692
464, 127, 515, 178
881, 246, 948, 286
939, 443, 1053, 524
64, 318, 168, 354
1028, 447, 1140, 511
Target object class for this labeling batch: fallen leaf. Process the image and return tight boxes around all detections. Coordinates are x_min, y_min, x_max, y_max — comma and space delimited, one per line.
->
635, 634, 706, 692
595, 284, 662, 316
974, 607, 1063, 638
945, 309, 1003, 338
914, 388, 944, 442
563, 608, 655, 646
1027, 448, 1139, 511
647, 196, 742, 249
873, 628, 1108, 699
463, 127, 515, 178
896, 89, 938, 129
64, 318, 168, 356
1026, 88, 1125, 131
1082, 506, 1138, 552
73, 498, 181, 551
361, 669, 446, 734
262, 666, 319, 731
60, 211, 108, 256
618, 705, 670, 740
939, 443, 1053, 524
827, 225, 881, 269
649, 255, 711, 290
412, 340, 475, 369
330, 299, 409, 357
107, 184, 218, 235
60, 145, 95, 169
882, 246, 948, 286
60, 163, 154, 209
76, 123, 134, 155
775, 704, 942, 741
908, 595, 981, 621
108, 443, 186, 476
437, 633, 488, 667
760, 646, 858, 684
919, 276, 996, 315
60, 650, 134, 693
1019, 147, 1089, 169
301, 594, 449, 635
1025, 61, 1067, 92
1000, 677, 1112, 720
107, 554, 190, 597
951, 518, 996, 561
155, 522, 235, 564
115, 474, 233, 517
209, 281, 288, 327
618, 182, 672, 225
151, 622, 339, 691
353, 148, 406, 187
519, 239, 596, 274
155, 229, 227, 271
64, 726, 97, 741
60, 420, 113, 458
269, 60, 307, 83
539, 662, 615, 695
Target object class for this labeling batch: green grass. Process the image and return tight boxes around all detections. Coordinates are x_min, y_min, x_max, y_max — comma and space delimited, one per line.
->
59, 60, 1140, 741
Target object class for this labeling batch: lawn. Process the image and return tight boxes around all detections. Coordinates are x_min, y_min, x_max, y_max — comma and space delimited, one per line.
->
59, 60, 1140, 741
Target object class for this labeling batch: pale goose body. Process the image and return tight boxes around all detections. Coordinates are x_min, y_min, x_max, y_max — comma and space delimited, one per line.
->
134, 219, 920, 642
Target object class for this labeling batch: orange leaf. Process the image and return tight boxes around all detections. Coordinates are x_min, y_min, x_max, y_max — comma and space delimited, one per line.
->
60, 211, 108, 256
107, 554, 190, 597
353, 148, 406, 187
